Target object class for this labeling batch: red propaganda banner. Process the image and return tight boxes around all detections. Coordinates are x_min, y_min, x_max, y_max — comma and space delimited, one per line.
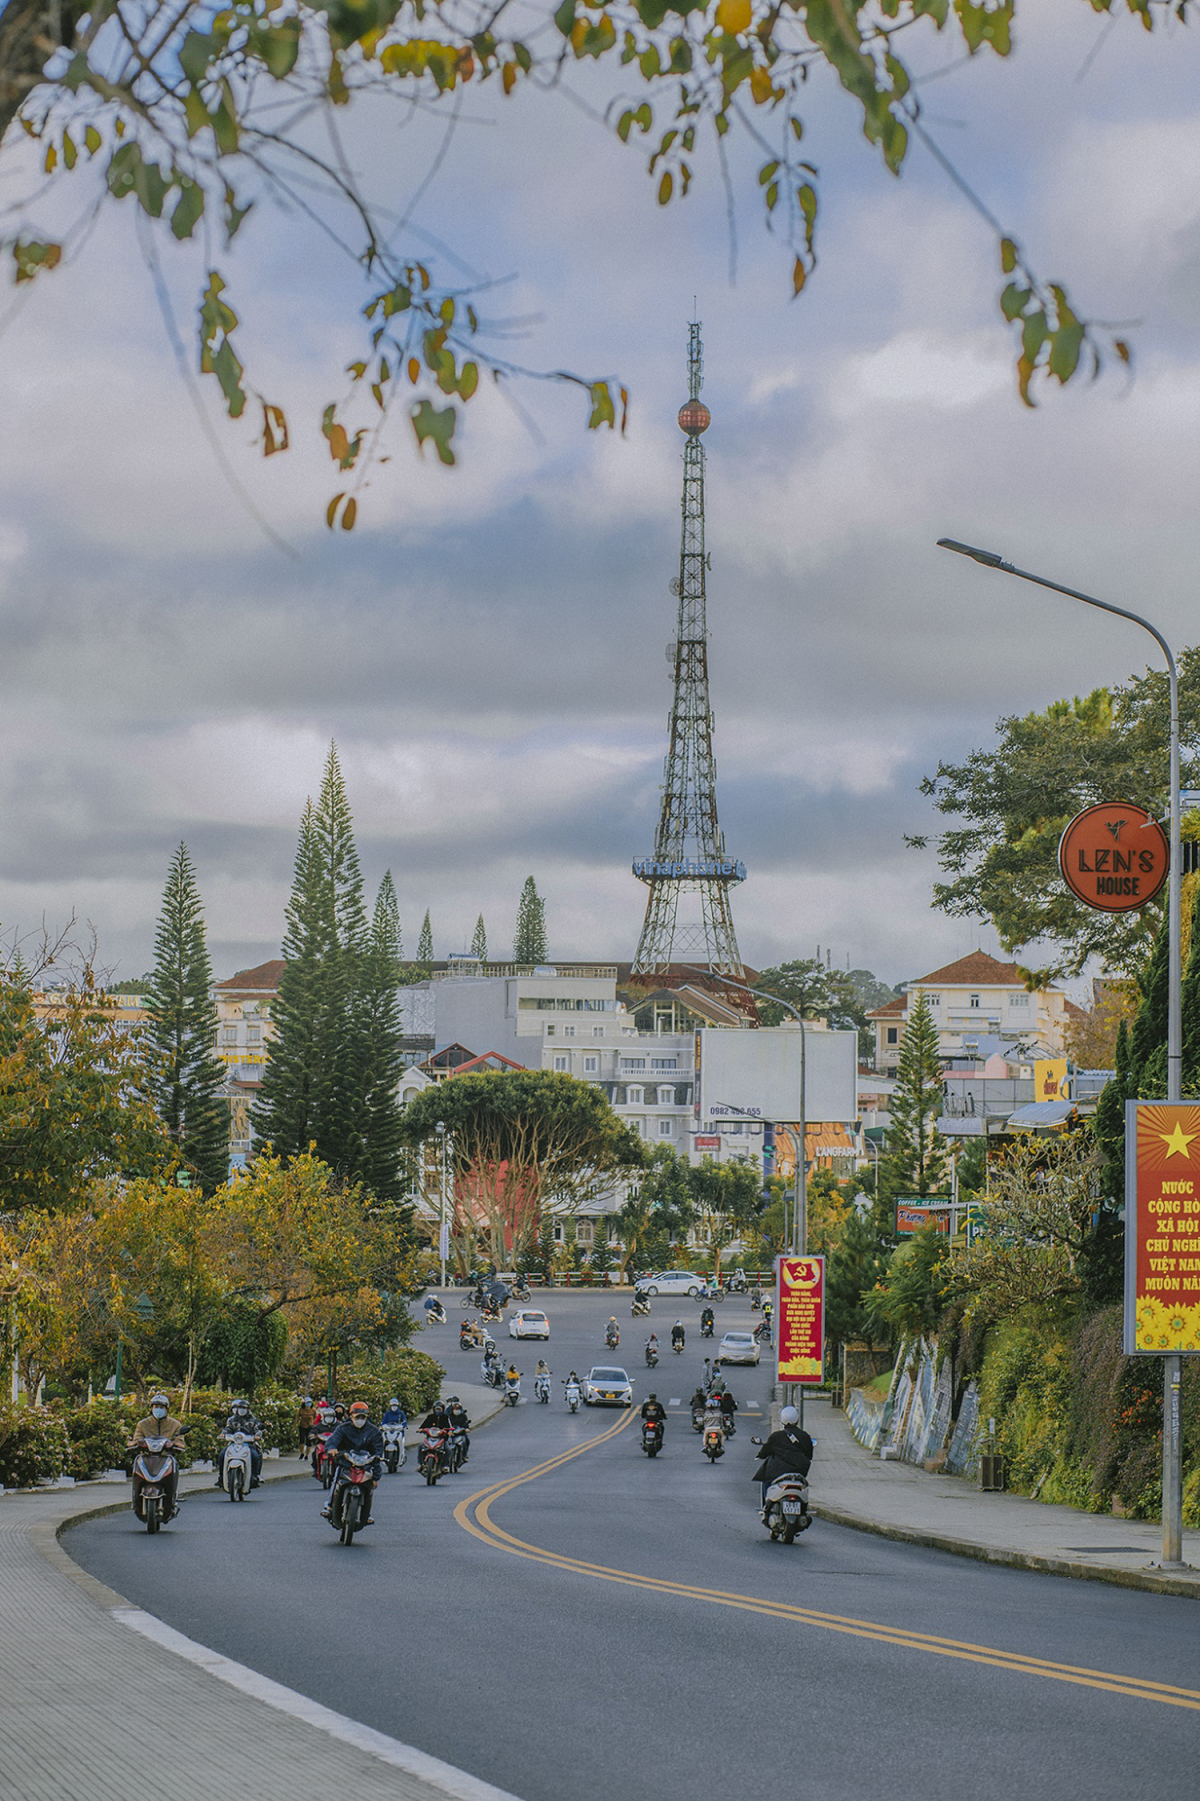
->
776, 1256, 825, 1385
1124, 1102, 1200, 1356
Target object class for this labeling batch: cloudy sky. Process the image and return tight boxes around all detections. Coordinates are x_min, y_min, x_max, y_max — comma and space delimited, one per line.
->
2, 1, 1199, 991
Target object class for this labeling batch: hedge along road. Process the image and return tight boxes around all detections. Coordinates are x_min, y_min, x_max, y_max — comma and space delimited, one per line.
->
66, 1291, 1199, 1801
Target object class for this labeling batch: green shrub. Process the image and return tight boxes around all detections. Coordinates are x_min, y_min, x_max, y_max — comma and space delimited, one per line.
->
58, 1399, 140, 1479
339, 1349, 444, 1418
0, 1404, 70, 1487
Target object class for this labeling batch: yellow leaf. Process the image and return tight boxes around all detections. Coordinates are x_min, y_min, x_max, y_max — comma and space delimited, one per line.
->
328, 422, 349, 462
792, 256, 806, 296
717, 0, 752, 30
341, 497, 357, 530
326, 492, 345, 529
749, 66, 775, 104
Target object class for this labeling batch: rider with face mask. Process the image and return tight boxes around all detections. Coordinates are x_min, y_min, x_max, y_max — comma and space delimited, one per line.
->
129, 1393, 185, 1520
215, 1398, 263, 1489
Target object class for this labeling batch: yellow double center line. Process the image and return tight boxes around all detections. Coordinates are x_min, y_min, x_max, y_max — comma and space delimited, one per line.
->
454, 1410, 1200, 1713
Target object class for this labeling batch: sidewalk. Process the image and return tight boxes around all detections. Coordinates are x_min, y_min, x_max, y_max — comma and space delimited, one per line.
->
806, 1393, 1200, 1599
0, 1404, 513, 1801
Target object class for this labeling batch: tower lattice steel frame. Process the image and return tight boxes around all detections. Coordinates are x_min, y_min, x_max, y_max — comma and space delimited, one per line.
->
631, 322, 746, 981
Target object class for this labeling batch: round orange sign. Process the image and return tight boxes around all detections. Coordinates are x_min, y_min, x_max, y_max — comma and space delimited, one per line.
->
1058, 800, 1168, 912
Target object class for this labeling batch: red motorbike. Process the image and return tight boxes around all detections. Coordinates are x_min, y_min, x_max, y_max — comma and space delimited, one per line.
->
418, 1426, 449, 1485
327, 1450, 376, 1545
311, 1429, 336, 1489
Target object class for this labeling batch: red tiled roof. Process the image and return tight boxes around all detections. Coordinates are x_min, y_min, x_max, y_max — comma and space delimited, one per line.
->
867, 995, 906, 1019
1063, 998, 1088, 1020
216, 958, 285, 993
912, 951, 1024, 987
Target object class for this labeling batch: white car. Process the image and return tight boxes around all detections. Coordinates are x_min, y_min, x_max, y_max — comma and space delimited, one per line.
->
640, 1270, 702, 1299
582, 1365, 633, 1406
508, 1309, 550, 1340
717, 1331, 761, 1367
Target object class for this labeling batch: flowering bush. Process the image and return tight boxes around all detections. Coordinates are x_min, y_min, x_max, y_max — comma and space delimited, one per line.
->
58, 1399, 140, 1479
339, 1350, 444, 1419
0, 1404, 71, 1488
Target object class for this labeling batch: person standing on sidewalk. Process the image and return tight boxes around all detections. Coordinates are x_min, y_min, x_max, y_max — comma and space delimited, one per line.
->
296, 1397, 316, 1457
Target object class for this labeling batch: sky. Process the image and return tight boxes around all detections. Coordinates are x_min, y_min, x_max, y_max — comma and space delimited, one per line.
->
2, 1, 1200, 993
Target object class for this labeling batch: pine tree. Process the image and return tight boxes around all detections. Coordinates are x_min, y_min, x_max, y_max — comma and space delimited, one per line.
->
417, 911, 433, 966
513, 876, 547, 964
356, 872, 406, 1204
144, 842, 229, 1192
256, 745, 367, 1173
470, 914, 487, 961
883, 990, 948, 1200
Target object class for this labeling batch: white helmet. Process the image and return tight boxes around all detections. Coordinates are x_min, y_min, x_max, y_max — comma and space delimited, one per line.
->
780, 1405, 799, 1425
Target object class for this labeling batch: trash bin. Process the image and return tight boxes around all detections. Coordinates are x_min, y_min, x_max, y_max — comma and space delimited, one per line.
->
979, 1453, 1005, 1492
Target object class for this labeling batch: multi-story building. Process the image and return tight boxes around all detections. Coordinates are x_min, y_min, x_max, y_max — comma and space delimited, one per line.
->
867, 951, 1085, 1076
213, 960, 283, 1165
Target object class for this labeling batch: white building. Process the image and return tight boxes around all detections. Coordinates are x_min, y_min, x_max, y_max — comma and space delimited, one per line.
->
867, 951, 1085, 1077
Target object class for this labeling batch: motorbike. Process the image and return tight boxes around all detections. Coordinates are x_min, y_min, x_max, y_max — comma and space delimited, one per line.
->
641, 1418, 664, 1458
504, 1377, 521, 1408
605, 1325, 620, 1349
382, 1422, 407, 1473
703, 1421, 725, 1462
460, 1320, 484, 1350
700, 1316, 715, 1339
130, 1434, 182, 1533
725, 1271, 748, 1295
482, 1356, 504, 1388
564, 1380, 581, 1413
418, 1426, 449, 1485
461, 1288, 486, 1310
671, 1335, 685, 1355
424, 1300, 447, 1325
644, 1344, 659, 1367
631, 1294, 651, 1317
446, 1426, 469, 1472
534, 1373, 551, 1404
751, 1289, 763, 1313
510, 1279, 532, 1302
760, 1473, 811, 1544
481, 1303, 503, 1324
754, 1318, 773, 1345
328, 1450, 375, 1544
312, 1430, 336, 1488
698, 1282, 724, 1303
219, 1429, 255, 1503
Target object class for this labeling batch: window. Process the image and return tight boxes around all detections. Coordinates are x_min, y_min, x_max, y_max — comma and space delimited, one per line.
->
553, 1055, 569, 1071
621, 1057, 646, 1071
886, 1027, 899, 1046
584, 1056, 598, 1073
546, 1025, 555, 1036
1009, 992, 1030, 1009
926, 994, 940, 1008
657, 1086, 674, 1105
247, 1026, 261, 1045
563, 1026, 575, 1037
658, 1118, 674, 1136
969, 994, 980, 1009
221, 1026, 237, 1044
594, 1026, 605, 1038
631, 1118, 647, 1136
576, 1221, 594, 1245
651, 1057, 678, 1070
627, 1086, 643, 1105
553, 1223, 564, 1243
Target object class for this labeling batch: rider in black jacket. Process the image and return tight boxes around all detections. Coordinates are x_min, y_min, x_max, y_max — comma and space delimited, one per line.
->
321, 1404, 385, 1524
753, 1406, 812, 1506
640, 1393, 667, 1439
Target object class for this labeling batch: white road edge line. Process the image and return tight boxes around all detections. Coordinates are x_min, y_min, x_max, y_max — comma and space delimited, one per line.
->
113, 1605, 522, 1801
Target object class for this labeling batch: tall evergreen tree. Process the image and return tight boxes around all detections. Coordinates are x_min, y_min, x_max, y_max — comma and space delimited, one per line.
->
513, 876, 548, 964
256, 745, 367, 1174
470, 914, 487, 961
417, 911, 433, 965
883, 990, 948, 1200
356, 872, 406, 1204
144, 842, 229, 1192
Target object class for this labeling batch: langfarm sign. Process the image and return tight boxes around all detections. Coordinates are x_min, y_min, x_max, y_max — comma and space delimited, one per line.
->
1124, 1102, 1200, 1356
1058, 801, 1168, 913
776, 1255, 825, 1385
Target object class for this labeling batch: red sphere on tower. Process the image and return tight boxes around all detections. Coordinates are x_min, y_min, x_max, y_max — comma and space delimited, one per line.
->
678, 400, 711, 435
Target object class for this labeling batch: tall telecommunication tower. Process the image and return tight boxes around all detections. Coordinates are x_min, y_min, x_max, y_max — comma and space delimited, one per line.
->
631, 322, 746, 982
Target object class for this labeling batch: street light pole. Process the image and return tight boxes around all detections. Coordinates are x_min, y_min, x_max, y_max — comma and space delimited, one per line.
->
434, 1122, 448, 1288
937, 538, 1184, 1566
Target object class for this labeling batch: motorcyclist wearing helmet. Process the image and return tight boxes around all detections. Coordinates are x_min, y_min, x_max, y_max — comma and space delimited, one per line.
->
605, 1316, 619, 1345
447, 1395, 471, 1462
753, 1405, 813, 1508
671, 1320, 685, 1349
640, 1392, 667, 1435
129, 1393, 185, 1520
382, 1397, 407, 1427
420, 1400, 452, 1430
216, 1398, 264, 1489
700, 1305, 715, 1333
321, 1400, 384, 1525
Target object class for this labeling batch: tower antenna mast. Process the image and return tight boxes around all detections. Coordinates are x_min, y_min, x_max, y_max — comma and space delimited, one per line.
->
631, 322, 746, 988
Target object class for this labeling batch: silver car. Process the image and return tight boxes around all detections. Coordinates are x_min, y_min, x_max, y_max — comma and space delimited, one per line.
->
641, 1270, 702, 1299
717, 1331, 760, 1367
582, 1365, 634, 1406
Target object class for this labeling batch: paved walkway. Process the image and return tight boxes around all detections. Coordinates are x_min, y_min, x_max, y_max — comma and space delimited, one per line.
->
805, 1393, 1200, 1599
0, 1389, 510, 1801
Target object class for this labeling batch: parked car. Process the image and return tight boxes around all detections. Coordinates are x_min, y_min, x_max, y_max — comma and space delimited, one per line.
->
717, 1331, 760, 1367
640, 1270, 702, 1299
508, 1309, 550, 1340
582, 1365, 634, 1406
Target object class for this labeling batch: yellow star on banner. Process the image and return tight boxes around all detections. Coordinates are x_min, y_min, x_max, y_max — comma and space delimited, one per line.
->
1160, 1122, 1197, 1159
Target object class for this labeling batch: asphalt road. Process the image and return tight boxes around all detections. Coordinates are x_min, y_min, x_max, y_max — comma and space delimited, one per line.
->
68, 1291, 1199, 1801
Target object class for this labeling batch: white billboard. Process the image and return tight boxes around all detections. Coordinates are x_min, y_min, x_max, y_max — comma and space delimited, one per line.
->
694, 1026, 858, 1125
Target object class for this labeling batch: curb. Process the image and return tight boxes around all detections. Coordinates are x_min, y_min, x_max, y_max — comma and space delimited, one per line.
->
810, 1502, 1200, 1600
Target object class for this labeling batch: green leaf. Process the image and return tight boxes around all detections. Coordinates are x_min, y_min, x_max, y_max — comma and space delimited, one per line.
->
171, 180, 205, 241
84, 125, 101, 155
411, 399, 457, 465
1000, 236, 1018, 275
1000, 281, 1030, 323
12, 238, 62, 284
1021, 309, 1048, 363
554, 0, 576, 34
210, 337, 246, 419
179, 30, 219, 84
1048, 322, 1084, 384
588, 381, 616, 430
